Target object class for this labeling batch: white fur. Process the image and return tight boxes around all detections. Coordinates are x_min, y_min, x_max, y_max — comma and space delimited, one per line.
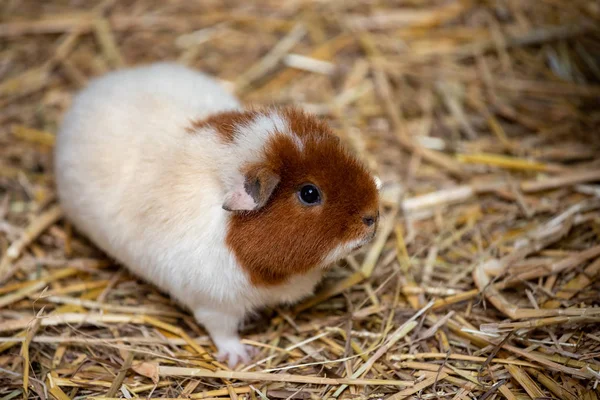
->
54, 63, 323, 366
322, 237, 366, 266
374, 176, 382, 191
234, 113, 282, 158
290, 133, 305, 152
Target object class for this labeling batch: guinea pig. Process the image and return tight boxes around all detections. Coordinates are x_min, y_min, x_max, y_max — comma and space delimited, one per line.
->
54, 62, 380, 366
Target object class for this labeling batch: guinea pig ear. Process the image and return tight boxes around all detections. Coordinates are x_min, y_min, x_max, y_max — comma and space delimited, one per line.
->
222, 167, 280, 212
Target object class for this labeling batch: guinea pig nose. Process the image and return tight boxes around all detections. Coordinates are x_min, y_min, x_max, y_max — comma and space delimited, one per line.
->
362, 215, 377, 227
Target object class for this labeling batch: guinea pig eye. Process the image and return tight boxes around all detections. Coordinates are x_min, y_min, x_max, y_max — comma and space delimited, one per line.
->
298, 184, 321, 206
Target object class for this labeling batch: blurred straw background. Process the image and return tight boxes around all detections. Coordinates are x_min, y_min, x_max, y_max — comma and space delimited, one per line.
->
1, 0, 600, 399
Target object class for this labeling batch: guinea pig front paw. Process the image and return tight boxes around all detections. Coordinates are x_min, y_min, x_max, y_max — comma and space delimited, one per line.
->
215, 338, 253, 368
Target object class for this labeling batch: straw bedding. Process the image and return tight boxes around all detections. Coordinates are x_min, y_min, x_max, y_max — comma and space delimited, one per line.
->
1, 1, 599, 399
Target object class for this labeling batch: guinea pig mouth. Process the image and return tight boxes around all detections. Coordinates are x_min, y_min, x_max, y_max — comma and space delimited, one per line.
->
352, 232, 376, 250
352, 242, 365, 251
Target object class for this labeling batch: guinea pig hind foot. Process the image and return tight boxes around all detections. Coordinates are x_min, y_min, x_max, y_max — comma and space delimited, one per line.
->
193, 307, 253, 368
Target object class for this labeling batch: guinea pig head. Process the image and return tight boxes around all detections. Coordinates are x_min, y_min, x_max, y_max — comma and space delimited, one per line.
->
222, 108, 380, 286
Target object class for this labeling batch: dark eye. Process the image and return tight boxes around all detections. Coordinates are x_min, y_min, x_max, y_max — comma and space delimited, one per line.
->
298, 184, 321, 205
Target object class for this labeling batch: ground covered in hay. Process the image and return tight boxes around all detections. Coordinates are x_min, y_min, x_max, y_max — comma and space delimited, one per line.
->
1, 1, 600, 399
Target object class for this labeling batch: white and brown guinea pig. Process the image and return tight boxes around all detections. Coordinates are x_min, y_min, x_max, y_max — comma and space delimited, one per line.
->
54, 62, 380, 366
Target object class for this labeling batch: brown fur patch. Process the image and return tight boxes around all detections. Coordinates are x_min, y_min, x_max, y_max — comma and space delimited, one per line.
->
280, 108, 338, 140
187, 110, 258, 142
226, 108, 379, 286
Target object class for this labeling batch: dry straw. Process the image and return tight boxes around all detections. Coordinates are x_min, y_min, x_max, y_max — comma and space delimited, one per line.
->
1, 0, 599, 399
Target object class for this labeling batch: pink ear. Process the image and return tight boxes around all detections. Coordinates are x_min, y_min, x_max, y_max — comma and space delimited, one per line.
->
222, 167, 280, 212
222, 183, 258, 211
